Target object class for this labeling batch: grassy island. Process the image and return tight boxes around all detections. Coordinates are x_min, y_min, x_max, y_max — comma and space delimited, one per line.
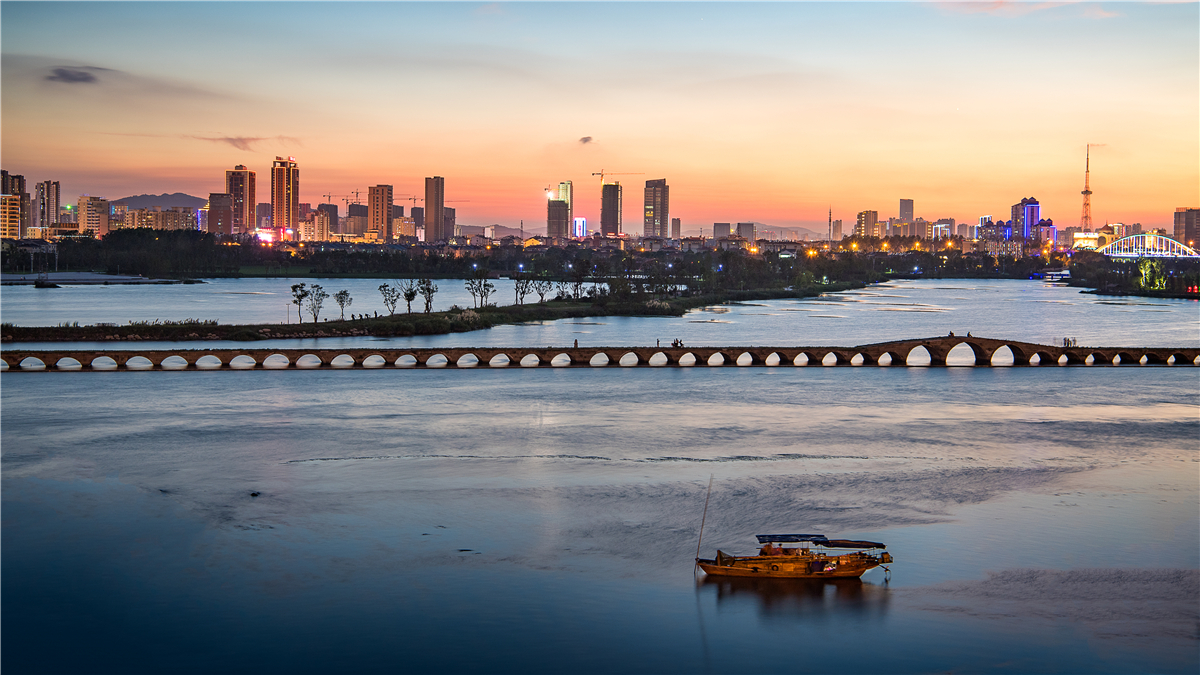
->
0, 283, 866, 343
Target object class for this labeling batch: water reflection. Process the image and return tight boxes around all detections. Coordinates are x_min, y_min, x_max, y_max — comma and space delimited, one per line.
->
698, 575, 890, 622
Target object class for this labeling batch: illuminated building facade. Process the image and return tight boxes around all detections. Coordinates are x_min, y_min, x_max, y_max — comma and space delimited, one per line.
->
34, 180, 60, 235
226, 165, 255, 234
77, 195, 110, 237
600, 182, 621, 236
0, 195, 20, 239
573, 217, 587, 238
425, 176, 446, 242
556, 181, 573, 224
1, 171, 31, 235
643, 179, 669, 238
855, 210, 878, 237
270, 156, 299, 238
1011, 197, 1039, 239
1174, 207, 1198, 246
369, 184, 394, 241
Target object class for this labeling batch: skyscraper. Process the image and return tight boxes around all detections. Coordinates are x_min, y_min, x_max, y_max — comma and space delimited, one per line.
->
556, 181, 573, 224
317, 203, 339, 233
736, 222, 755, 240
226, 165, 255, 234
713, 223, 731, 238
1174, 207, 1199, 246
600, 182, 622, 236
77, 195, 110, 237
1, 171, 31, 235
547, 195, 570, 240
270, 156, 299, 238
369, 185, 394, 241
1012, 197, 1039, 239
207, 193, 234, 236
671, 217, 681, 239
425, 176, 446, 242
643, 179, 669, 238
855, 211, 878, 237
899, 199, 914, 223
34, 180, 60, 232
255, 203, 272, 229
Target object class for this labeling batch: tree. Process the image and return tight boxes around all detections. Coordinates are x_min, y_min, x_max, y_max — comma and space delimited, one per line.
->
399, 279, 419, 313
333, 290, 352, 321
306, 284, 328, 323
532, 279, 553, 303
379, 283, 401, 315
465, 277, 483, 308
290, 283, 309, 324
418, 278, 438, 313
478, 278, 495, 306
555, 281, 572, 300
514, 275, 533, 305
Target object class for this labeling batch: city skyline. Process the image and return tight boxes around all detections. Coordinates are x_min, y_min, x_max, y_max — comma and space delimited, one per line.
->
1, 2, 1196, 231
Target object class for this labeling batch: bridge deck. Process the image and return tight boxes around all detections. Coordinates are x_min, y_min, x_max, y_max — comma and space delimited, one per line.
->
2, 336, 1197, 371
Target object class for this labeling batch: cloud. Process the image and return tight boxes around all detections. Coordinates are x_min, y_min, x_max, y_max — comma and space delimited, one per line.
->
473, 3, 504, 16
45, 67, 109, 84
579, 136, 593, 145
191, 135, 301, 152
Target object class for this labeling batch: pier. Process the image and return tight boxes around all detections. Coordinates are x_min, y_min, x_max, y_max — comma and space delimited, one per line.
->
2, 336, 1197, 371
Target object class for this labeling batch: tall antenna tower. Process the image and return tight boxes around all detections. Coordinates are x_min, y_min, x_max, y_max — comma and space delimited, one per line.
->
1079, 145, 1093, 231
828, 206, 832, 243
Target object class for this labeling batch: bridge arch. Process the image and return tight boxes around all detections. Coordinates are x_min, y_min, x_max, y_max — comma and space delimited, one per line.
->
677, 352, 697, 366
647, 352, 669, 366
54, 357, 83, 370
262, 354, 292, 369
362, 354, 388, 368
19, 356, 47, 370
589, 352, 610, 367
455, 354, 480, 368
1096, 233, 1199, 258
160, 355, 189, 370
618, 352, 640, 367
706, 352, 727, 366
550, 353, 573, 367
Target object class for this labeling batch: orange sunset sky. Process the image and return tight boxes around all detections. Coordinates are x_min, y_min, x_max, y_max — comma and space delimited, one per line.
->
2, 1, 1197, 236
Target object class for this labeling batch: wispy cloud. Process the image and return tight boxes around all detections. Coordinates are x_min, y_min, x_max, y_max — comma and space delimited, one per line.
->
938, 2, 1118, 19
192, 135, 301, 151
45, 66, 114, 84
579, 136, 593, 145
99, 132, 300, 151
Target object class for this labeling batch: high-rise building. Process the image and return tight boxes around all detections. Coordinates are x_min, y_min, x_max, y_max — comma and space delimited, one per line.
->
0, 195, 20, 239
643, 179, 669, 238
547, 197, 570, 239
34, 180, 60, 234
573, 217, 588, 238
899, 199, 914, 223
832, 219, 843, 240
600, 182, 622, 236
77, 195, 111, 237
317, 203, 339, 233
445, 207, 457, 237
855, 211, 878, 237
1012, 197, 1040, 239
556, 181, 573, 225
270, 156, 299, 238
255, 203, 272, 229
206, 193, 234, 236
369, 185, 394, 241
1, 171, 31, 235
736, 222, 755, 240
347, 203, 368, 218
226, 165, 255, 234
714, 223, 731, 238
671, 217, 681, 239
392, 204, 404, 219
412, 206, 424, 232
425, 176, 446, 242
1174, 208, 1199, 246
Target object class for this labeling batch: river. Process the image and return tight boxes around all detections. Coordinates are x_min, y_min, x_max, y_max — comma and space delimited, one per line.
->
2, 280, 1197, 673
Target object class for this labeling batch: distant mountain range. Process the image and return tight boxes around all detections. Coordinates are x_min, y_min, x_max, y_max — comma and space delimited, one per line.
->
113, 193, 207, 210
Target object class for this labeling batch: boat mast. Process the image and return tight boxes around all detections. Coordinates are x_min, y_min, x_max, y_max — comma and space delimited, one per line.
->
694, 474, 714, 564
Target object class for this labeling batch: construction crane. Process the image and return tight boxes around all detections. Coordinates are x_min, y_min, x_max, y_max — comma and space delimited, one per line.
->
397, 195, 423, 208
591, 169, 644, 184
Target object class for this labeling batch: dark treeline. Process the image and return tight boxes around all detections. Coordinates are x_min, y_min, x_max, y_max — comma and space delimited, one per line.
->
2, 228, 1129, 291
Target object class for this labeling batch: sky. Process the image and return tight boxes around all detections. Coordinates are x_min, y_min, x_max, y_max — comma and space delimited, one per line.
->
1, 1, 1197, 235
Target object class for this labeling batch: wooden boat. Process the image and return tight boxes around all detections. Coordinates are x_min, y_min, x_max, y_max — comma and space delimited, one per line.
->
696, 534, 893, 579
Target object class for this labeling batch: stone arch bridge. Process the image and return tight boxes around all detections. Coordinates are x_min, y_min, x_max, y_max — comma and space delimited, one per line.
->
2, 336, 1196, 371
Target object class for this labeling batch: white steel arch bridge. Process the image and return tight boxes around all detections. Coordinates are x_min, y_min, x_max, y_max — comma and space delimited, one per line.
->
1096, 233, 1199, 258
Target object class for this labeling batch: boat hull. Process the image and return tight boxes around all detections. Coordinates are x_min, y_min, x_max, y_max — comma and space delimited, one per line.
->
697, 550, 890, 580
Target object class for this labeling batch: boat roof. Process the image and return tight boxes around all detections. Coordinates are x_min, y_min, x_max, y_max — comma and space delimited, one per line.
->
756, 534, 886, 549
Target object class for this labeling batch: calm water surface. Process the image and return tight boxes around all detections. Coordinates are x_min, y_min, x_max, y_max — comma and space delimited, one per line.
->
2, 282, 1198, 673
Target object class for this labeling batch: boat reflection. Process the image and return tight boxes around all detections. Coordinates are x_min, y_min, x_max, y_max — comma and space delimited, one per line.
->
697, 575, 890, 622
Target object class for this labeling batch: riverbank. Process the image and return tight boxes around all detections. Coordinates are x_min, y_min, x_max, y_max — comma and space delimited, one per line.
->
0, 272, 190, 286
0, 283, 862, 343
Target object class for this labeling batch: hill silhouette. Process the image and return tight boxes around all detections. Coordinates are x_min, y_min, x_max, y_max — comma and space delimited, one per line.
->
113, 193, 206, 210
